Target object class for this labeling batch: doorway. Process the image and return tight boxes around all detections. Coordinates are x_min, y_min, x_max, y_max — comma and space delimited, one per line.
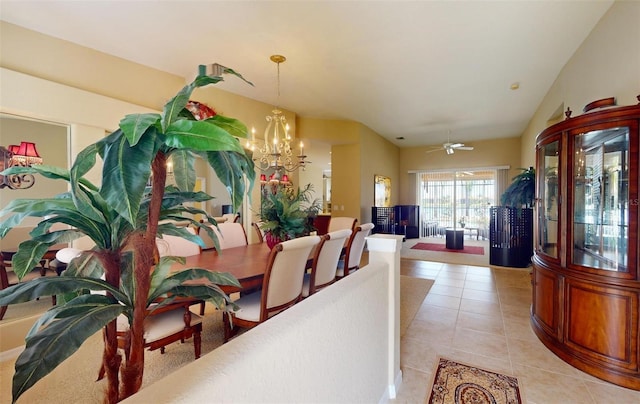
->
417, 169, 496, 239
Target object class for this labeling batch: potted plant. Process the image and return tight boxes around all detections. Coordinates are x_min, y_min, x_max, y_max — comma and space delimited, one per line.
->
258, 183, 321, 249
0, 67, 255, 403
500, 166, 536, 208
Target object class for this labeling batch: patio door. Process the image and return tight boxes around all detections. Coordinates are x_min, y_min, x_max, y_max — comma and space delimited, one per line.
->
417, 169, 498, 238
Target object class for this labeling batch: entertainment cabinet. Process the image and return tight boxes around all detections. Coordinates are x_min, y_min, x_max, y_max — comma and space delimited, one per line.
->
371, 205, 419, 239
532, 97, 640, 390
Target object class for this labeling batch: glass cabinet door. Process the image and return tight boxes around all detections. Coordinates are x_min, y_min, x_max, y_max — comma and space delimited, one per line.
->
537, 140, 559, 258
572, 126, 629, 271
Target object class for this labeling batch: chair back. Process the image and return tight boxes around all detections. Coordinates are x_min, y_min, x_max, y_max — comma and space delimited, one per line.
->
308, 229, 352, 294
157, 227, 200, 257
222, 213, 240, 223
328, 216, 357, 233
199, 222, 248, 250
252, 222, 265, 243
261, 235, 320, 320
343, 223, 374, 275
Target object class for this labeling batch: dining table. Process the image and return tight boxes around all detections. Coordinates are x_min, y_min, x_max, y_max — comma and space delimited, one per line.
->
169, 242, 273, 293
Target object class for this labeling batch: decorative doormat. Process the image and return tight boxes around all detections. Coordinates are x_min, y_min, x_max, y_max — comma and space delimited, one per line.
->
411, 243, 484, 255
427, 358, 522, 404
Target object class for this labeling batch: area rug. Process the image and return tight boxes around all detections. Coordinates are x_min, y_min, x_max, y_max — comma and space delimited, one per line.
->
400, 275, 433, 336
427, 357, 522, 404
411, 243, 484, 255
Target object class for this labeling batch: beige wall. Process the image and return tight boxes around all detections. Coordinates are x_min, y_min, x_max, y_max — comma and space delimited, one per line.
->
398, 137, 522, 204
359, 124, 400, 223
520, 0, 640, 168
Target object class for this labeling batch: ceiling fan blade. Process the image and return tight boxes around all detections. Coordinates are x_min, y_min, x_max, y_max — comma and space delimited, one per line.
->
449, 143, 464, 148
457, 146, 474, 151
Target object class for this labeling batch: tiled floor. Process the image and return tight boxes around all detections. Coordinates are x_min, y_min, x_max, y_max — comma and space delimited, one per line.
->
393, 259, 640, 403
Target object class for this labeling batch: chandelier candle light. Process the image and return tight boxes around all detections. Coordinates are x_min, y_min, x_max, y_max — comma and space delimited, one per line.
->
253, 55, 309, 178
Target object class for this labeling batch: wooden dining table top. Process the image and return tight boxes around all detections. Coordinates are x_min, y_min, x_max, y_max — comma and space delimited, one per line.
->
169, 243, 273, 293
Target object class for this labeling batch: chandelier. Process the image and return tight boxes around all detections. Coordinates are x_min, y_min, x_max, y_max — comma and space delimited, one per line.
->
252, 55, 309, 175
0, 141, 43, 189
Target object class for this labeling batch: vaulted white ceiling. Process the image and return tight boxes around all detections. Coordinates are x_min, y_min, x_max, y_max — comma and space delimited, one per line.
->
0, 0, 614, 147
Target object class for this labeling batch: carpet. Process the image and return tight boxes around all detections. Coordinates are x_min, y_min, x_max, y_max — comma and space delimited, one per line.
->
401, 238, 489, 266
427, 357, 523, 404
400, 275, 433, 337
411, 243, 484, 255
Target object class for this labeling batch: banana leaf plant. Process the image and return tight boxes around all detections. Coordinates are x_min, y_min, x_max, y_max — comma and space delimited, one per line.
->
0, 68, 255, 403
500, 167, 536, 208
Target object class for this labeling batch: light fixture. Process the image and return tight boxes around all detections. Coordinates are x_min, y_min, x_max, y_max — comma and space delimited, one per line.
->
0, 141, 43, 189
446, 147, 454, 155
252, 55, 309, 179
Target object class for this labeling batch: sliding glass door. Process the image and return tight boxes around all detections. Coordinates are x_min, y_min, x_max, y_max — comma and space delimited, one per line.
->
418, 170, 496, 238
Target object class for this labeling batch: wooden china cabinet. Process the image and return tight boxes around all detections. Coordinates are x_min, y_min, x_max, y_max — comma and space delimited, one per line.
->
532, 97, 640, 390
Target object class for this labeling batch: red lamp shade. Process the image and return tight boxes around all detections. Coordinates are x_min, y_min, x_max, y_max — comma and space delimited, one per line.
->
260, 174, 267, 183
17, 142, 40, 157
281, 174, 289, 183
8, 145, 20, 154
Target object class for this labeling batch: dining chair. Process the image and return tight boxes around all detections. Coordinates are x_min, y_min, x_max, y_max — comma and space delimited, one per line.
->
327, 216, 357, 233
199, 222, 248, 251
336, 222, 374, 278
222, 212, 240, 223
222, 235, 321, 342
156, 227, 201, 257
252, 222, 265, 243
302, 229, 352, 298
54, 246, 205, 374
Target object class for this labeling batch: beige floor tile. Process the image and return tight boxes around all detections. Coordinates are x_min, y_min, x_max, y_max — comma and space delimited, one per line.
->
465, 265, 493, 276
507, 337, 585, 378
446, 349, 514, 376
440, 263, 468, 273
390, 367, 432, 404
456, 311, 505, 336
401, 266, 440, 279
436, 271, 466, 280
405, 318, 456, 347
434, 276, 465, 288
465, 273, 494, 283
428, 284, 463, 298
413, 305, 458, 326
583, 378, 640, 403
400, 336, 452, 373
459, 298, 502, 316
451, 327, 510, 358
463, 279, 497, 292
461, 288, 500, 303
423, 293, 461, 310
513, 364, 596, 404
503, 316, 538, 342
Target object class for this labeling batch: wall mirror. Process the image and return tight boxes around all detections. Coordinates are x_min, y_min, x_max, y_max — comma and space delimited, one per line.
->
0, 113, 69, 323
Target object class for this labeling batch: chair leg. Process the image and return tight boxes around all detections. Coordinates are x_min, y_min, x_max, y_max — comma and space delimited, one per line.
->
199, 301, 205, 315
222, 312, 236, 343
194, 324, 202, 359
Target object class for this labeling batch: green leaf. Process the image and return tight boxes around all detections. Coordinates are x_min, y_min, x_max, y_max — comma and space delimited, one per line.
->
206, 150, 255, 213
148, 267, 239, 304
69, 143, 107, 223
165, 120, 245, 152
204, 115, 250, 139
0, 276, 127, 306
169, 149, 196, 191
119, 113, 161, 146
12, 299, 124, 402
11, 239, 55, 280
100, 128, 155, 225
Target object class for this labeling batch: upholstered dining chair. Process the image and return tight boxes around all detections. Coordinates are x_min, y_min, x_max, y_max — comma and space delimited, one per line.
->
223, 235, 321, 342
55, 246, 204, 373
327, 216, 357, 233
156, 227, 201, 257
199, 222, 248, 251
252, 222, 265, 243
302, 229, 352, 298
336, 222, 374, 278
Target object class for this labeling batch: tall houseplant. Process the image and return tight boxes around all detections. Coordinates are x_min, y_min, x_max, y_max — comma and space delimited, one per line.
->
0, 68, 255, 403
258, 183, 321, 248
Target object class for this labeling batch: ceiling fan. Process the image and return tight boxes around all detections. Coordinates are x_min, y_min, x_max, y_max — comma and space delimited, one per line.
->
426, 132, 474, 155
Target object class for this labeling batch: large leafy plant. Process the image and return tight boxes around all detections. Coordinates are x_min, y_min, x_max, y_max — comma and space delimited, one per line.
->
0, 68, 255, 403
258, 183, 321, 242
500, 167, 536, 208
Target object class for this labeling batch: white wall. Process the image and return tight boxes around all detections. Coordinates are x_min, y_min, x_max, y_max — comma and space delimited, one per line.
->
127, 236, 403, 403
